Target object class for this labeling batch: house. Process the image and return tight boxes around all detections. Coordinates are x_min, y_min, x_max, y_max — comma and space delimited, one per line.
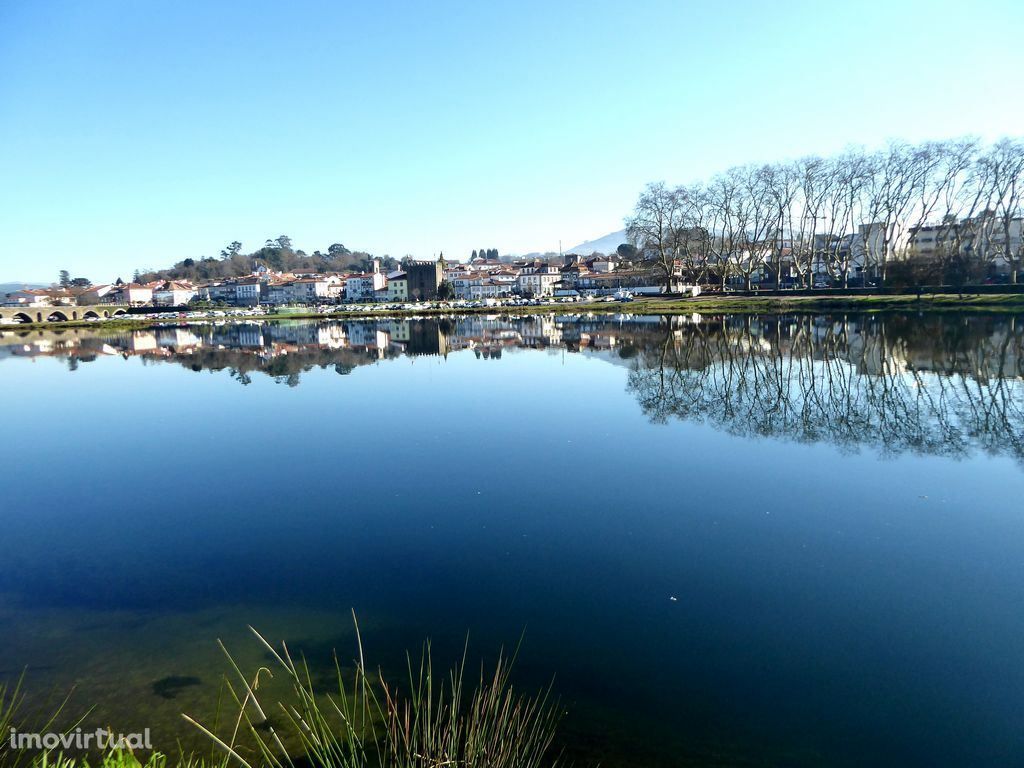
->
468, 277, 513, 300
111, 283, 155, 306
908, 211, 1023, 278
451, 273, 478, 299
152, 281, 197, 306
282, 277, 332, 304
513, 259, 551, 275
559, 263, 590, 289
3, 288, 61, 307
387, 271, 408, 301
195, 282, 237, 304
516, 265, 560, 297
233, 278, 263, 305
489, 270, 519, 288
74, 284, 116, 305
345, 262, 387, 301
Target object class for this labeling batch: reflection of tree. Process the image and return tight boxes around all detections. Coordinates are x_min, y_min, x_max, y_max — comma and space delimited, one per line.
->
626, 314, 1024, 464
6, 314, 1024, 465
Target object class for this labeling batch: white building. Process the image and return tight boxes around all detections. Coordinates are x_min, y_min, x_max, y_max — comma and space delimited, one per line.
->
275, 278, 332, 304
517, 266, 560, 297
345, 264, 387, 301
152, 281, 197, 306
234, 279, 262, 305
469, 278, 514, 299
114, 284, 155, 306
387, 271, 408, 301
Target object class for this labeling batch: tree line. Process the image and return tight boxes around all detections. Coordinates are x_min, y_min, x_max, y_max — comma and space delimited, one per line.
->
131, 236, 399, 284
626, 137, 1024, 290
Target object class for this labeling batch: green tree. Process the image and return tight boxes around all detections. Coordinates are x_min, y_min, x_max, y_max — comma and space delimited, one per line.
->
58, 270, 70, 287
220, 241, 242, 259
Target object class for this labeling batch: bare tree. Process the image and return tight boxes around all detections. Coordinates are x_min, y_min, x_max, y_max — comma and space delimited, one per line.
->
977, 139, 1024, 283
626, 182, 684, 292
627, 136, 1024, 290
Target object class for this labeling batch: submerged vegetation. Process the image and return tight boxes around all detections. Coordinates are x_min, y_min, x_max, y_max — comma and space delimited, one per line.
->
9, 622, 564, 768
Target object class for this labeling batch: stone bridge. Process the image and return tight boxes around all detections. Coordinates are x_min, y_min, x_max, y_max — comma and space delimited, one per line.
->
0, 306, 129, 324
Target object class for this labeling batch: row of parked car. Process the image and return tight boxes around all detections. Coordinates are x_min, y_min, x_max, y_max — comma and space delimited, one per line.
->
116, 295, 620, 324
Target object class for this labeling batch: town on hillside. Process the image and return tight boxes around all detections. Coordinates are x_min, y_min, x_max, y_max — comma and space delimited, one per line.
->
5, 201, 1023, 325
1, 250, 684, 321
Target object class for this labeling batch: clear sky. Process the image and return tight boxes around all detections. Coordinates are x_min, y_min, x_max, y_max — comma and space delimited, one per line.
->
2, 0, 1022, 283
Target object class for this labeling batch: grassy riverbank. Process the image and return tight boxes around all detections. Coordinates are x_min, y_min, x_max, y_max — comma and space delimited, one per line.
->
3, 292, 1024, 333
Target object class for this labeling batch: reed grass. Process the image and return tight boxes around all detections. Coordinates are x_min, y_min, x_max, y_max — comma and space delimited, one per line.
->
3, 673, 81, 768
185, 615, 563, 768
1, 674, 26, 767
32, 751, 207, 768
19, 616, 564, 768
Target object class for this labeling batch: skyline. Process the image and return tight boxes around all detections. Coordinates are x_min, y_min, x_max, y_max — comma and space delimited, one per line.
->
3, 0, 1024, 282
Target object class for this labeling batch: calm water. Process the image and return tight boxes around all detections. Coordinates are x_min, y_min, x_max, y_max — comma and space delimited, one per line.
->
2, 313, 1024, 766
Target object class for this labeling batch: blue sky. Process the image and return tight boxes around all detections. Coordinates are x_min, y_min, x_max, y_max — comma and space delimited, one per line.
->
2, 0, 1022, 283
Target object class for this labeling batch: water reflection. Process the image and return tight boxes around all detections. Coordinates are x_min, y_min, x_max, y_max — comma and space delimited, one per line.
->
627, 314, 1024, 463
3, 313, 1023, 463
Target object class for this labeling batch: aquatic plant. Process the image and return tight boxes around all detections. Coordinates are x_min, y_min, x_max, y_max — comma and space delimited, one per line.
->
13, 617, 563, 768
31, 751, 209, 768
184, 616, 562, 768
3, 674, 79, 768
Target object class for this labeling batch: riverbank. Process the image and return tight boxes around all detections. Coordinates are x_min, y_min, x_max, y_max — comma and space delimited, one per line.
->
3, 292, 1024, 332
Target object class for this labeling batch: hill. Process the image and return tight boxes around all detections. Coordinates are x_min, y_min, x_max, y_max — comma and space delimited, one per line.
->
566, 229, 628, 256
0, 282, 47, 295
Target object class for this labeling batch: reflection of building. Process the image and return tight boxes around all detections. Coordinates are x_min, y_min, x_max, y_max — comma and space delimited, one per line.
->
407, 321, 449, 356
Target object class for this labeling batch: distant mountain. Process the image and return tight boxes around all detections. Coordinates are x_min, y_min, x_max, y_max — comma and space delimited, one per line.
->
566, 229, 628, 256
0, 282, 47, 295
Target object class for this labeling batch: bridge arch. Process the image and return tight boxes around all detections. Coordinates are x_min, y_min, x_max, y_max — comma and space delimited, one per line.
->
83, 310, 100, 320
13, 312, 33, 324
46, 310, 69, 322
